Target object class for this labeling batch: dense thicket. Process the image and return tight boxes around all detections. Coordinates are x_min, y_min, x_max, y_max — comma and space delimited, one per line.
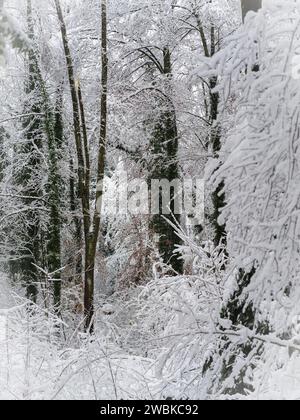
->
0, 0, 299, 400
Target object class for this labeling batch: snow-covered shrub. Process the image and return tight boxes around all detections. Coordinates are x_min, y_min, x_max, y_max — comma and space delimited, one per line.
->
0, 294, 157, 400
213, 0, 300, 331
127, 225, 228, 399
200, 0, 300, 398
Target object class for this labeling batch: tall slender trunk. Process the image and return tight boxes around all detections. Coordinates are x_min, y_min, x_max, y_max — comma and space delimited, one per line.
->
48, 87, 63, 310
55, 0, 108, 332
69, 156, 83, 280
55, 0, 91, 325
84, 0, 108, 332
0, 127, 7, 182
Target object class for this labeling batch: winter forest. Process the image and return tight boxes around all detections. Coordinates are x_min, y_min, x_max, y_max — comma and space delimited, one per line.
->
0, 0, 300, 401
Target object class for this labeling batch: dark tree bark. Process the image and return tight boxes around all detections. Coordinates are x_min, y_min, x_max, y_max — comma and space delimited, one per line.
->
0, 127, 8, 182
55, 0, 108, 332
18, 0, 44, 303
55, 0, 91, 326
84, 0, 108, 332
195, 16, 226, 247
47, 87, 63, 311
149, 48, 183, 274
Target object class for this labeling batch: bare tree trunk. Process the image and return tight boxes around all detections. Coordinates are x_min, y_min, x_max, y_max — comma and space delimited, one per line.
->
69, 156, 83, 280
55, 0, 108, 332
55, 0, 92, 328
54, 1, 89, 238
84, 0, 108, 332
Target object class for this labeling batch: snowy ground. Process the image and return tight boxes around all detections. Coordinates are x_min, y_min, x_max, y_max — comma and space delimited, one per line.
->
1, 275, 300, 400
0, 275, 160, 400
